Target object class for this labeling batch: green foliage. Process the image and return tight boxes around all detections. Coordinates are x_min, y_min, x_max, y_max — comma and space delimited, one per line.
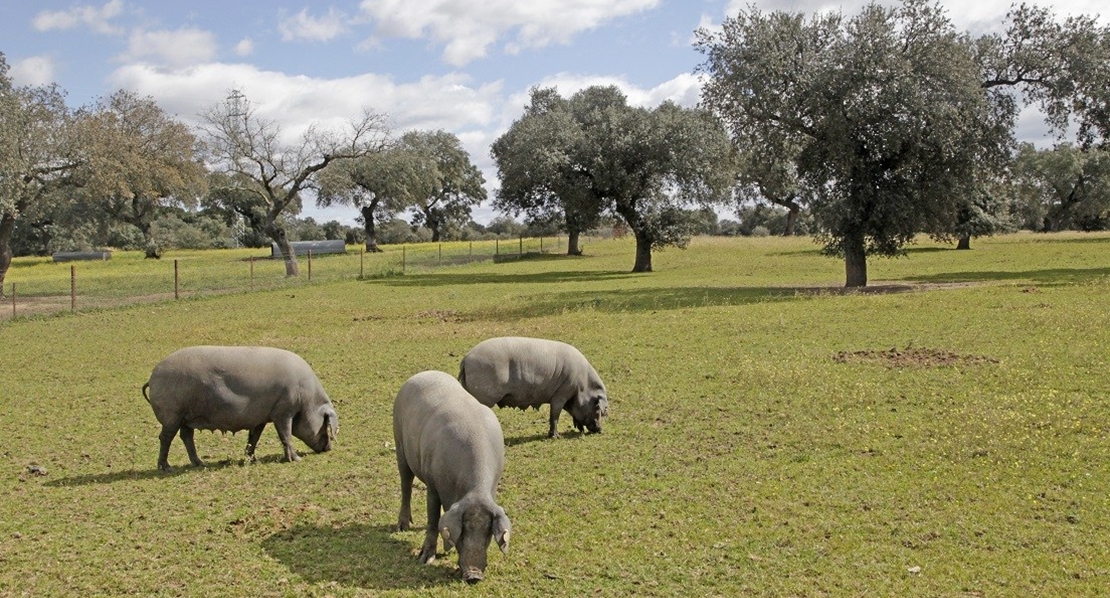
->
493, 85, 736, 272
2, 233, 1109, 597
1012, 143, 1110, 231
698, 0, 1014, 286
398, 130, 487, 243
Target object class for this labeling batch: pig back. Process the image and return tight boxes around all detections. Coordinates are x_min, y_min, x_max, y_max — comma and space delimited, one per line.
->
460, 337, 584, 409
146, 346, 327, 430
393, 371, 504, 502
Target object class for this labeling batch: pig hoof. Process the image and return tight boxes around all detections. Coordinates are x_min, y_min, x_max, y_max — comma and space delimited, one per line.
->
418, 550, 436, 564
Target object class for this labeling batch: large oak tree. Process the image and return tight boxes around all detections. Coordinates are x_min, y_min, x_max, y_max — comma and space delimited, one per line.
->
199, 90, 389, 276
698, 0, 1015, 286
79, 90, 206, 258
492, 85, 735, 272
0, 54, 81, 298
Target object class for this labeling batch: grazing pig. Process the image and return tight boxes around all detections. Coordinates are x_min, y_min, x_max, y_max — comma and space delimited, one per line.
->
393, 371, 511, 584
142, 346, 338, 472
459, 336, 609, 438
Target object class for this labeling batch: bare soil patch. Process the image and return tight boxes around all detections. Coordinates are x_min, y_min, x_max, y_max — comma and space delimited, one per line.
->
833, 347, 1000, 368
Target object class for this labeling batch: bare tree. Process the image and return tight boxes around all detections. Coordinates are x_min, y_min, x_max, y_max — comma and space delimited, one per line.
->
198, 90, 390, 276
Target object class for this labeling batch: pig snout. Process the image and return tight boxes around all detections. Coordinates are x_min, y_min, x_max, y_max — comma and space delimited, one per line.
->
462, 566, 484, 584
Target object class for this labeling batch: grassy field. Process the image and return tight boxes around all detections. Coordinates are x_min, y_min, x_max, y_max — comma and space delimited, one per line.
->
1, 233, 1108, 597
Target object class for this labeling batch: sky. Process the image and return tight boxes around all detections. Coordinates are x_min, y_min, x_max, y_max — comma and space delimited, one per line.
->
2, 0, 1106, 226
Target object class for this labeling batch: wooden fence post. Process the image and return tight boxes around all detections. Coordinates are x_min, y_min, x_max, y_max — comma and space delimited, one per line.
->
174, 259, 180, 300
10, 283, 14, 318
308, 250, 313, 282
402, 245, 406, 274
495, 239, 499, 256
70, 265, 76, 312
249, 257, 255, 290
360, 249, 364, 279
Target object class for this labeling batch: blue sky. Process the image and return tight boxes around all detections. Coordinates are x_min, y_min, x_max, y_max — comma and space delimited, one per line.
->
2, 0, 1105, 225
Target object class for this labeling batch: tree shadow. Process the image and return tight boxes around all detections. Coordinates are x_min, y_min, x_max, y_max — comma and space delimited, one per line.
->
43, 454, 288, 487
466, 285, 805, 320
260, 522, 458, 590
898, 266, 1110, 285
369, 269, 637, 288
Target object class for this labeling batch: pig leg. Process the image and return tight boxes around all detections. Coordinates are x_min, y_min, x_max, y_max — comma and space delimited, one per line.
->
418, 489, 443, 564
273, 417, 302, 462
179, 426, 204, 467
547, 397, 570, 438
245, 423, 266, 462
157, 424, 178, 472
397, 453, 414, 531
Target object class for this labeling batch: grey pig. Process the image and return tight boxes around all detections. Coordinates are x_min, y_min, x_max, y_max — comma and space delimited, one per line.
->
459, 336, 609, 438
142, 346, 338, 472
393, 371, 511, 584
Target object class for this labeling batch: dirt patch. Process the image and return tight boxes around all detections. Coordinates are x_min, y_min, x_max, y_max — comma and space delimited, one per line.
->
833, 347, 1000, 368
784, 281, 985, 297
413, 309, 463, 323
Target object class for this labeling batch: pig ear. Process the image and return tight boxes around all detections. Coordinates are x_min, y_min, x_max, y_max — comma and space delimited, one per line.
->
440, 504, 463, 553
492, 507, 511, 555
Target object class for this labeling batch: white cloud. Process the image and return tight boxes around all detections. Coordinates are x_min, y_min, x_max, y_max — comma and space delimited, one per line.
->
32, 0, 124, 35
508, 71, 701, 112
358, 0, 661, 66
107, 63, 503, 144
234, 38, 255, 57
10, 56, 57, 87
121, 28, 218, 68
279, 8, 349, 42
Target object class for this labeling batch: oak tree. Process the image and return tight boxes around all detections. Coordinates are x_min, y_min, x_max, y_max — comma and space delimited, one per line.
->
493, 85, 735, 272
698, 0, 1013, 286
198, 90, 389, 276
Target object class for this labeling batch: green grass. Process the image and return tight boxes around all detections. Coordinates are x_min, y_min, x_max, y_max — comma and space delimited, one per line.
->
1, 233, 1108, 597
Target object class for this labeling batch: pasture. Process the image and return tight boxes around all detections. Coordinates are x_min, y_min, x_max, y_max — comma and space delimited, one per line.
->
1, 233, 1108, 597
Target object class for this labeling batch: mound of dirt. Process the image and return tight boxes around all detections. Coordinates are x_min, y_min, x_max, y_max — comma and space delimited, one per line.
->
833, 347, 999, 368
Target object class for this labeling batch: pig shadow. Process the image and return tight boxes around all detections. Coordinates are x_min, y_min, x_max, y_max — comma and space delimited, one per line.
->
503, 430, 591, 447
44, 454, 288, 487
261, 523, 458, 590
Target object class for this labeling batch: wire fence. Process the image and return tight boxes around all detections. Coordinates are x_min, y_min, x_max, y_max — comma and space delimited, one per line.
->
2, 236, 571, 320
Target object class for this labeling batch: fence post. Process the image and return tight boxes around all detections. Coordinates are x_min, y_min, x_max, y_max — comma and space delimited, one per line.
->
174, 259, 180, 300
540, 236, 543, 252
70, 265, 76, 312
360, 249, 364, 279
402, 245, 406, 274
519, 235, 523, 254
10, 283, 14, 318
308, 250, 313, 282
438, 243, 442, 264
495, 239, 499, 256
469, 242, 472, 256
250, 257, 255, 290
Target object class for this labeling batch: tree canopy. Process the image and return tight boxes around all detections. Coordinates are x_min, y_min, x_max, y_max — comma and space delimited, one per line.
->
198, 90, 390, 276
78, 90, 206, 258
0, 53, 81, 297
493, 85, 736, 272
697, 0, 1016, 286
396, 130, 486, 243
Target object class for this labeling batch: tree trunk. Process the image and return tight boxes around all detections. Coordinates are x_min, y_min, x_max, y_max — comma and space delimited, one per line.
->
361, 205, 383, 253
631, 230, 653, 273
844, 233, 867, 287
785, 206, 799, 236
567, 229, 582, 256
0, 213, 15, 300
956, 233, 971, 250
266, 221, 299, 277
139, 221, 161, 259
